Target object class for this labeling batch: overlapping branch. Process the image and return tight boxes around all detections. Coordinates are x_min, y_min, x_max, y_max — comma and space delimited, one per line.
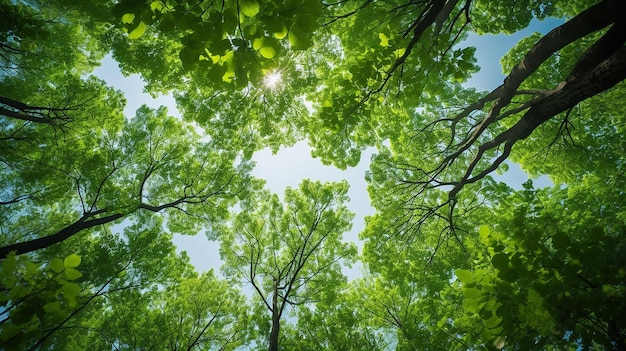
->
381, 0, 626, 242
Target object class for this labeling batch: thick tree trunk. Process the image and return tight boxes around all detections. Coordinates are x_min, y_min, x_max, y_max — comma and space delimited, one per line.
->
506, 45, 626, 142
268, 286, 281, 351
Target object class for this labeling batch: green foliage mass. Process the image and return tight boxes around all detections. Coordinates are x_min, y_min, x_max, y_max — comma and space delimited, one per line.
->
1, 253, 83, 350
1, 0, 625, 350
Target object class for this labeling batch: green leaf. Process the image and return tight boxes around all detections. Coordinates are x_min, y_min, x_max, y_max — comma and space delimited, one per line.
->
44, 301, 62, 313
491, 253, 509, 270
178, 12, 199, 30
253, 37, 264, 51
180, 47, 199, 70
393, 48, 406, 58
240, 0, 259, 18
1, 253, 17, 273
455, 269, 474, 283
24, 260, 39, 279
64, 268, 83, 280
64, 254, 81, 268
453, 71, 465, 82
1, 275, 17, 290
149, 0, 163, 13
484, 314, 502, 329
62, 282, 81, 299
259, 37, 280, 59
158, 13, 176, 32
121, 13, 136, 24
288, 24, 312, 50
463, 287, 482, 298
260, 46, 277, 59
128, 21, 147, 39
378, 33, 390, 47
50, 258, 64, 273
273, 25, 288, 40
478, 225, 491, 239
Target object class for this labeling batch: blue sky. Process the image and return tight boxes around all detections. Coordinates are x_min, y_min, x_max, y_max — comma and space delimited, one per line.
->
92, 17, 561, 274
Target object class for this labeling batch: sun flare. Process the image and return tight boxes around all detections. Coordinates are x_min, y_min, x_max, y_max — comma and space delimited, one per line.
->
263, 71, 282, 89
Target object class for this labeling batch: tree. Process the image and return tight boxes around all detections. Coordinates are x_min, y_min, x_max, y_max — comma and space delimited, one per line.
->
109, 0, 322, 85
455, 177, 626, 350
2, 213, 187, 350
76, 270, 250, 351
0, 0, 106, 76
0, 105, 253, 258
2, 0, 626, 350
1, 0, 110, 136
390, 0, 626, 202
346, 274, 476, 351
357, 184, 487, 350
1, 2, 258, 348
280, 286, 390, 350
219, 180, 357, 351
4, 213, 253, 351
102, 0, 626, 194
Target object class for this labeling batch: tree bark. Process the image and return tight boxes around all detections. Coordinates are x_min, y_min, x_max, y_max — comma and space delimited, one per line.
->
507, 45, 626, 142
268, 283, 281, 351
0, 187, 230, 258
0, 212, 124, 259
0, 95, 73, 125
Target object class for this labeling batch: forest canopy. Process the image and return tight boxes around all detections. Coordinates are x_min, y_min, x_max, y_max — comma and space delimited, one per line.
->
1, 0, 625, 350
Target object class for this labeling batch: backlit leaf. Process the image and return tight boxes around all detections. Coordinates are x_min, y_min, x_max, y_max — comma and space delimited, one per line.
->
64, 254, 81, 268
50, 258, 64, 273
128, 21, 147, 39
455, 269, 474, 283
64, 268, 83, 280
121, 13, 135, 24
260, 46, 277, 59
240, 0, 259, 18
379, 33, 390, 47
253, 37, 264, 51
273, 25, 288, 40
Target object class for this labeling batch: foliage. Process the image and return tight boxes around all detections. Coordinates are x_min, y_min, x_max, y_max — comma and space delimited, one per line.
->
281, 286, 390, 350
84, 271, 249, 351
219, 179, 357, 350
1, 0, 625, 350
0, 253, 82, 350
112, 0, 322, 82
456, 178, 626, 350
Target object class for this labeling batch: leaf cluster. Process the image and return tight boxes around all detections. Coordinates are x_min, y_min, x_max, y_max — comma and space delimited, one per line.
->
0, 253, 82, 350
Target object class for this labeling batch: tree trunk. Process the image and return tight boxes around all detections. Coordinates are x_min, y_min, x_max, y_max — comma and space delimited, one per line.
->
268, 286, 280, 351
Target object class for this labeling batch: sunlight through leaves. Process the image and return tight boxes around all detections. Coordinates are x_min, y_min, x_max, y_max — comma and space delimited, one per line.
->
263, 70, 282, 89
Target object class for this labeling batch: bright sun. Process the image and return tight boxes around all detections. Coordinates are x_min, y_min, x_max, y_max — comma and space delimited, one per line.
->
263, 71, 282, 89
